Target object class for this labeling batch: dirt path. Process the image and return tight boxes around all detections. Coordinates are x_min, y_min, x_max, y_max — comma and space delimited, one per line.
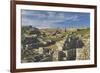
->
56, 39, 66, 51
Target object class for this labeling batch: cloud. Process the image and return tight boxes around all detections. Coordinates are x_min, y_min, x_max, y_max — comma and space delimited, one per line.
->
21, 10, 88, 29
65, 15, 79, 21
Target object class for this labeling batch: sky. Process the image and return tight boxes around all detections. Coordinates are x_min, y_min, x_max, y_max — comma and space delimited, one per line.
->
21, 9, 90, 29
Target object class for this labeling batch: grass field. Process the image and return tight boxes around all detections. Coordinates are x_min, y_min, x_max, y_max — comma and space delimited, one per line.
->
21, 26, 90, 63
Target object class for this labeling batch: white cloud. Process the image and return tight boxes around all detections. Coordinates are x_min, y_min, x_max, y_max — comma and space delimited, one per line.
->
22, 10, 80, 29
65, 15, 79, 21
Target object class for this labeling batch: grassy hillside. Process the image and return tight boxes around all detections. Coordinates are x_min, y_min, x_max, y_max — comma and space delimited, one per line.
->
21, 26, 90, 62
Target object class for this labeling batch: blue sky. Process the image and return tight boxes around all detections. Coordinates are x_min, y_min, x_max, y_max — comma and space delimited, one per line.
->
21, 9, 90, 29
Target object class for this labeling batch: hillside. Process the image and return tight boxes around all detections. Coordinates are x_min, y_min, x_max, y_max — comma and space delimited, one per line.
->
21, 26, 90, 63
